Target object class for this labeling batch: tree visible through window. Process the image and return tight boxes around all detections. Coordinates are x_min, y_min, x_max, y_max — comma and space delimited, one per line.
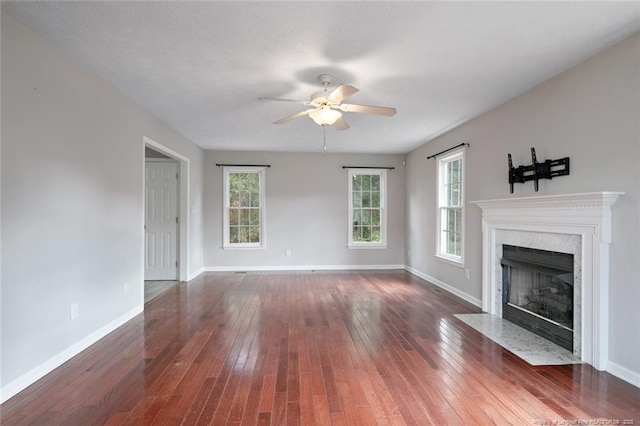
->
438, 150, 464, 262
348, 169, 387, 248
223, 167, 265, 248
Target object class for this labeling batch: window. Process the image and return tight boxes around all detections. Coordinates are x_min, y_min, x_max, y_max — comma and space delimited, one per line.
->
348, 169, 387, 248
437, 150, 464, 263
223, 167, 266, 248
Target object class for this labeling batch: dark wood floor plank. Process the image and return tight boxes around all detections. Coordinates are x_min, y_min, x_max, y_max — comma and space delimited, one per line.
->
2, 270, 639, 425
311, 395, 332, 425
271, 391, 287, 425
257, 374, 276, 414
298, 373, 316, 426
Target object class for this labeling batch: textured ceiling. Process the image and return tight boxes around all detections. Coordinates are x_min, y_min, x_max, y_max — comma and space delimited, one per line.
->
3, 2, 639, 154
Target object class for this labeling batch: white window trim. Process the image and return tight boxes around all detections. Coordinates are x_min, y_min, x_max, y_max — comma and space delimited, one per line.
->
435, 149, 465, 266
222, 166, 266, 249
347, 168, 388, 249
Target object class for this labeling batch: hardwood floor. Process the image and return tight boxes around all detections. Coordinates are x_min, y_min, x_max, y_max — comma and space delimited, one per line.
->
145, 281, 179, 304
2, 271, 639, 425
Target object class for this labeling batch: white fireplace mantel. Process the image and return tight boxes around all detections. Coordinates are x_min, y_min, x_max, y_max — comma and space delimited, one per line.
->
471, 191, 623, 370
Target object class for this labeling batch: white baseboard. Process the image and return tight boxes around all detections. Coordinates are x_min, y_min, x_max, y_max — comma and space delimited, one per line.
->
187, 267, 204, 281
607, 360, 640, 389
404, 265, 482, 308
0, 305, 143, 404
203, 264, 406, 272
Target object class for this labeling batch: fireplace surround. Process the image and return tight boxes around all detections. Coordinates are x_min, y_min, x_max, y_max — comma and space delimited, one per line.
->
472, 192, 623, 370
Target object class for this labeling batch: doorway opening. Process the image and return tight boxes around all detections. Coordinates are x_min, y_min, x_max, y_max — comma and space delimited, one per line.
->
143, 137, 190, 303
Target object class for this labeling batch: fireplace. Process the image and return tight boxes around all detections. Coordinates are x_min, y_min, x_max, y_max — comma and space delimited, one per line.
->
501, 244, 574, 351
472, 192, 623, 370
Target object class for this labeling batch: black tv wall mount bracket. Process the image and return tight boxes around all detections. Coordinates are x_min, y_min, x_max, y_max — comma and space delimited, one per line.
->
508, 148, 570, 193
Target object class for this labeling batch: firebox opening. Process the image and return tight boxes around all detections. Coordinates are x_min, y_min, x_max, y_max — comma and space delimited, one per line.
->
501, 244, 574, 351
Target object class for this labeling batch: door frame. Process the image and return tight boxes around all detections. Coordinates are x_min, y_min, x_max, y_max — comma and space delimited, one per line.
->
143, 136, 189, 282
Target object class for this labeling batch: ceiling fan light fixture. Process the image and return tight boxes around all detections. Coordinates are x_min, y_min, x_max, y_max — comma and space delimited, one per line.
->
309, 107, 342, 126
263, 74, 395, 130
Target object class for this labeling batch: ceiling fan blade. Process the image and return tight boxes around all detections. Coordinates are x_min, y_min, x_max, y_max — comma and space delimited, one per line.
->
259, 96, 310, 105
326, 84, 359, 103
332, 116, 350, 131
273, 108, 317, 124
339, 103, 397, 116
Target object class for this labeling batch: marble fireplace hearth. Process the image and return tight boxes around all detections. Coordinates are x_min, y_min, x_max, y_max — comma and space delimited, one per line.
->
472, 192, 622, 370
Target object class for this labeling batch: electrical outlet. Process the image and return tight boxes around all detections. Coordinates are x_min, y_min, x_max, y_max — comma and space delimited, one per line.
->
465, 268, 470, 279
70, 303, 79, 320
286, 249, 291, 256
124, 282, 130, 295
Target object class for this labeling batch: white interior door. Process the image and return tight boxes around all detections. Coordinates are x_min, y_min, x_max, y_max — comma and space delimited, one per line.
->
145, 160, 179, 280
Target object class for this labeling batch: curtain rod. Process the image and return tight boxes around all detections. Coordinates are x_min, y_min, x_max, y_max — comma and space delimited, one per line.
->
426, 142, 469, 160
341, 166, 395, 170
215, 164, 271, 168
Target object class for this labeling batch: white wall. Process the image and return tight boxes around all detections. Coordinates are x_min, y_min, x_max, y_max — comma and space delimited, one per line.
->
203, 151, 406, 270
0, 13, 204, 400
406, 33, 640, 383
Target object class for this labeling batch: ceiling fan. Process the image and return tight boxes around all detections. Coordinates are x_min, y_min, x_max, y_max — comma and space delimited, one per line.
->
259, 74, 396, 131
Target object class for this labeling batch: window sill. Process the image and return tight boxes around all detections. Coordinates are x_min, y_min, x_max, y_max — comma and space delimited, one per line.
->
223, 245, 266, 250
435, 254, 464, 268
348, 244, 387, 250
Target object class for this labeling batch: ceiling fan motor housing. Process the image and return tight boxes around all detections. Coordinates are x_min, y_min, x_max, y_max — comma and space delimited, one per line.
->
310, 91, 336, 107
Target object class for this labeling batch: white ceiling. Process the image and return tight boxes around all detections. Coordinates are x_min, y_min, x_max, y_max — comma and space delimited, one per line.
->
3, 2, 639, 154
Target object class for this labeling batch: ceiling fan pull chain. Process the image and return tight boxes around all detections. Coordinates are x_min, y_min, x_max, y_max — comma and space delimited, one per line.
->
322, 125, 327, 155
